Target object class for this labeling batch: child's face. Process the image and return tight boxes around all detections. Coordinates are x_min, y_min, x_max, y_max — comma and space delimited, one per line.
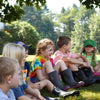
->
11, 68, 20, 88
64, 41, 71, 52
41, 44, 54, 59
22, 50, 26, 66
84, 45, 94, 53
25, 50, 28, 58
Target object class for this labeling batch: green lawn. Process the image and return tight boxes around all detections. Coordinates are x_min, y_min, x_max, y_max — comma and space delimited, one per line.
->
27, 55, 100, 100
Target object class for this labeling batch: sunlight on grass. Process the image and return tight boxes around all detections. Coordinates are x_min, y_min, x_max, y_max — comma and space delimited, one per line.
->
26, 55, 35, 61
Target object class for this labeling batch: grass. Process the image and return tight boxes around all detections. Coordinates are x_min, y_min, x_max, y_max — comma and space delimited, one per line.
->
27, 55, 100, 100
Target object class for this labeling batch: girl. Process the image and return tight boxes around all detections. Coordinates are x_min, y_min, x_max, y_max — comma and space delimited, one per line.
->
81, 39, 100, 75
2, 43, 46, 100
2, 43, 80, 100
30, 38, 84, 91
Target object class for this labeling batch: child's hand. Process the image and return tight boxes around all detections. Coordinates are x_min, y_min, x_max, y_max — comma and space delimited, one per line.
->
31, 83, 41, 89
81, 62, 87, 67
86, 62, 91, 67
38, 95, 46, 100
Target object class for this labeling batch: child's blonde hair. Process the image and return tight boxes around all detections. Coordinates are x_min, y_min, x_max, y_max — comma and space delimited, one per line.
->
36, 38, 55, 55
2, 43, 25, 67
0, 57, 20, 83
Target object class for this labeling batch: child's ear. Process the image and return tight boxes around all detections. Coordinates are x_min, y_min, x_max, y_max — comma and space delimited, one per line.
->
40, 49, 44, 54
63, 44, 66, 49
5, 75, 12, 84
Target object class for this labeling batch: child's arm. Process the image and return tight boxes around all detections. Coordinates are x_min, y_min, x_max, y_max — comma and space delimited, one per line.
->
17, 95, 32, 100
62, 56, 87, 66
24, 86, 46, 100
95, 61, 100, 65
73, 54, 91, 67
36, 70, 48, 81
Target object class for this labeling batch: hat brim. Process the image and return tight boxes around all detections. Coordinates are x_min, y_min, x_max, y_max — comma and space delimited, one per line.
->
23, 45, 32, 50
84, 43, 94, 47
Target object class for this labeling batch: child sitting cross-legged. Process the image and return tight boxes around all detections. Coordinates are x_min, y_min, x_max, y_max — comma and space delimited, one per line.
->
81, 39, 100, 74
30, 38, 84, 92
0, 57, 21, 100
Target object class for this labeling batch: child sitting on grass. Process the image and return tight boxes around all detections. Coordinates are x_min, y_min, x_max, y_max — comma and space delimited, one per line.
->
0, 57, 20, 100
14, 41, 80, 99
30, 38, 84, 91
81, 39, 100, 75
2, 43, 80, 100
2, 43, 46, 100
53, 36, 96, 86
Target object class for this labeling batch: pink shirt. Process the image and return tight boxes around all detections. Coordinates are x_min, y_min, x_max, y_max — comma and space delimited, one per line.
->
53, 50, 77, 63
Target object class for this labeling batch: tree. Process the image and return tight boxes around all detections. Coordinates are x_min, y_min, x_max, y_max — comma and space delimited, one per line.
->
56, 4, 79, 37
5, 21, 40, 54
0, 0, 46, 23
0, 0, 100, 23
88, 12, 100, 53
79, 0, 100, 9
71, 5, 96, 53
21, 6, 58, 49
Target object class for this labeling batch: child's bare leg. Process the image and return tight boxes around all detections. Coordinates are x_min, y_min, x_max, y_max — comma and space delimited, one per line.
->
43, 60, 70, 91
33, 80, 54, 92
68, 64, 79, 71
54, 60, 68, 74
42, 61, 54, 73
94, 65, 100, 72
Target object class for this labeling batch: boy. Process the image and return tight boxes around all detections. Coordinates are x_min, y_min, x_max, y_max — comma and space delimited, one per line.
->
0, 57, 20, 100
53, 36, 96, 86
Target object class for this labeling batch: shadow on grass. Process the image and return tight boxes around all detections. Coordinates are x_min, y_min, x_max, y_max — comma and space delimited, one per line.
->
40, 83, 100, 100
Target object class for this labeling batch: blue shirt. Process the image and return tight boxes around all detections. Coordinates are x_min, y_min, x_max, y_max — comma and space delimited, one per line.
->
24, 62, 30, 77
11, 84, 28, 99
0, 89, 16, 100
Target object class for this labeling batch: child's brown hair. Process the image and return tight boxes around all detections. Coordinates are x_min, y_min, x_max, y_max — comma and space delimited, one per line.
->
0, 57, 20, 83
36, 38, 55, 55
57, 36, 71, 48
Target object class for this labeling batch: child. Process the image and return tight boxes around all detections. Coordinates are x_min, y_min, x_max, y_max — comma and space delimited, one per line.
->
30, 38, 84, 91
14, 41, 80, 99
13, 41, 31, 77
53, 36, 96, 86
81, 39, 100, 75
2, 43, 46, 100
2, 43, 80, 100
0, 57, 20, 100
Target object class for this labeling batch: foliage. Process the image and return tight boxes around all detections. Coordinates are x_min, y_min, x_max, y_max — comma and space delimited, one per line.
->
0, 30, 12, 53
0, 0, 46, 23
21, 6, 58, 49
0, 0, 100, 23
56, 4, 79, 37
79, 0, 100, 9
71, 6, 96, 53
4, 21, 40, 54
88, 13, 100, 53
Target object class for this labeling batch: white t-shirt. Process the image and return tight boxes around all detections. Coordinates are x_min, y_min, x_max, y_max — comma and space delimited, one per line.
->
0, 89, 16, 100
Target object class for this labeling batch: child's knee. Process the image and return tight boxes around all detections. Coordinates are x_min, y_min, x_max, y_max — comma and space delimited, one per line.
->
44, 61, 52, 66
43, 79, 51, 84
56, 60, 68, 67
78, 58, 83, 62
